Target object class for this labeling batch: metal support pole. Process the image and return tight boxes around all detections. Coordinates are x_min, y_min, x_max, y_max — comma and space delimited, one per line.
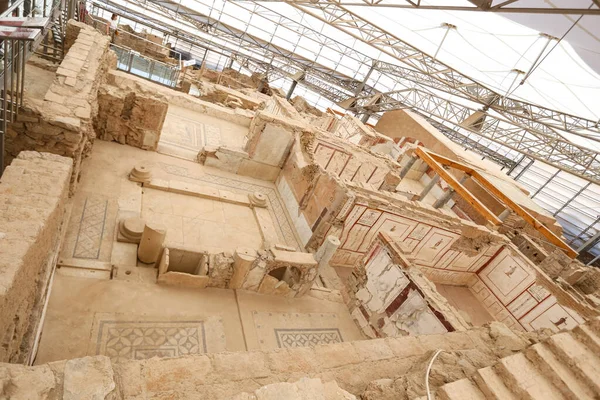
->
354, 60, 377, 96
553, 182, 591, 217
433, 23, 456, 61
360, 113, 370, 124
20, 42, 25, 106
148, 60, 154, 79
586, 252, 600, 266
569, 215, 600, 245
286, 79, 298, 101
1, 40, 8, 176
15, 41, 21, 119
506, 154, 527, 176
434, 175, 469, 209
10, 40, 15, 122
498, 208, 511, 222
399, 155, 417, 179
127, 51, 134, 72
514, 157, 534, 180
531, 169, 560, 199
577, 229, 600, 254
417, 174, 440, 201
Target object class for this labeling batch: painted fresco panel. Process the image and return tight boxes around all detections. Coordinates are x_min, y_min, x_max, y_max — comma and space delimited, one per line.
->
327, 151, 351, 176
507, 291, 538, 319
339, 158, 361, 181
479, 249, 536, 305
520, 297, 584, 332
412, 229, 457, 266
313, 143, 334, 169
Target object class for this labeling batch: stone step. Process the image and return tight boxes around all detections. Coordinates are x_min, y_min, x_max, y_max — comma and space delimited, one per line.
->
472, 366, 517, 400
545, 332, 600, 394
524, 343, 596, 400
584, 317, 600, 338
572, 324, 600, 355
494, 352, 565, 400
436, 379, 486, 400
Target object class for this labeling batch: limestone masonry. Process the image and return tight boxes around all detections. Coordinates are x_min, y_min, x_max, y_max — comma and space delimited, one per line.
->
0, 16, 598, 400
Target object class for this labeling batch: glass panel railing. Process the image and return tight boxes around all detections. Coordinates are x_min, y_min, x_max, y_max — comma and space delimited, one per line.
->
110, 44, 179, 88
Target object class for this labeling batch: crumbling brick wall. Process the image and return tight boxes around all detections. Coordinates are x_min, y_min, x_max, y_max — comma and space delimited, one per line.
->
0, 152, 72, 363
5, 21, 114, 193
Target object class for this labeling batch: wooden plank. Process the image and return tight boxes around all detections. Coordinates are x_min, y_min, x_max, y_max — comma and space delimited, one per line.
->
414, 147, 502, 225
426, 151, 475, 174
422, 149, 577, 258
471, 170, 577, 258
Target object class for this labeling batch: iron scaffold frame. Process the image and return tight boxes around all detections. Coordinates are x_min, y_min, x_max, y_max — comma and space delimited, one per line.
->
238, 0, 600, 15
96, 0, 600, 183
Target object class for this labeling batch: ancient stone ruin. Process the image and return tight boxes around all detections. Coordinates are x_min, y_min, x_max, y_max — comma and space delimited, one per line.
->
0, 15, 599, 400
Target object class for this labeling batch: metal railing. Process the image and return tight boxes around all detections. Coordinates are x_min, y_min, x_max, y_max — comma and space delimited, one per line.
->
0, 0, 72, 175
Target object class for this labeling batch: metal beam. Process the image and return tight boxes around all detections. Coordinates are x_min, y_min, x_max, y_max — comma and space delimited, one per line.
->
346, 87, 600, 183
553, 182, 592, 217
249, 0, 600, 15
530, 169, 561, 199
285, 1, 600, 139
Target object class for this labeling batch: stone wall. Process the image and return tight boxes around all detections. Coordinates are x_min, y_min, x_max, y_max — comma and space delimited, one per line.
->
197, 81, 264, 111
0, 152, 72, 363
107, 71, 254, 127
6, 21, 113, 192
201, 110, 307, 182
0, 322, 543, 399
95, 81, 169, 150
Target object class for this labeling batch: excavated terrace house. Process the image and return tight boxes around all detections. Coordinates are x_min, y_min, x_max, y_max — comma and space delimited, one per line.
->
1, 3, 600, 399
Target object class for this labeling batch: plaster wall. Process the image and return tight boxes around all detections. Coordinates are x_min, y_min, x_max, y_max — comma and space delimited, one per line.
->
471, 246, 586, 332
325, 195, 504, 274
350, 239, 469, 339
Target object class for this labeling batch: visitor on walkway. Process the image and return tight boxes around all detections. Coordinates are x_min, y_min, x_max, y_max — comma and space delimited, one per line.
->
108, 13, 119, 42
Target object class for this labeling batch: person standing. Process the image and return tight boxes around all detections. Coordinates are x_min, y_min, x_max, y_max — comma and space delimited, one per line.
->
108, 13, 118, 42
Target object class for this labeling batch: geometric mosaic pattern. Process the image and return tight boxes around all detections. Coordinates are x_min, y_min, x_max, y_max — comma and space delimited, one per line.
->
159, 162, 300, 249
73, 197, 109, 259
95, 321, 207, 363
160, 120, 216, 152
274, 328, 343, 348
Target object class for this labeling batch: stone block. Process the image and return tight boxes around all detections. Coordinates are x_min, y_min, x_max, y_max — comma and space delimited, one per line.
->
313, 342, 360, 369
212, 351, 270, 380
143, 355, 212, 392
0, 364, 56, 399
238, 159, 281, 182
56, 67, 78, 78
157, 271, 209, 289
385, 336, 426, 358
63, 356, 116, 400
352, 339, 394, 361
266, 347, 318, 374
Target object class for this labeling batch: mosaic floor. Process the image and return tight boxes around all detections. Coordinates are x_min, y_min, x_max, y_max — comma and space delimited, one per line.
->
60, 192, 118, 263
91, 314, 226, 363
158, 105, 248, 160
252, 311, 344, 350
